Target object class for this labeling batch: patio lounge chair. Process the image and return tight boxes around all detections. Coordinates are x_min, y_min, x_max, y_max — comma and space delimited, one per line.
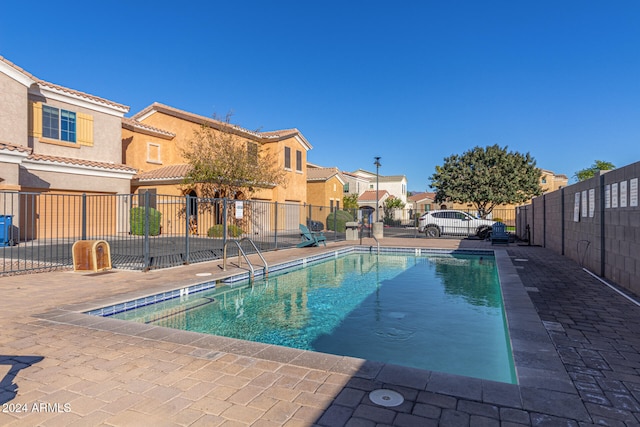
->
490, 222, 509, 245
297, 224, 327, 248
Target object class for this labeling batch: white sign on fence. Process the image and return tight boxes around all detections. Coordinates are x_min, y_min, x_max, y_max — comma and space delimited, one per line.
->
620, 180, 628, 208
631, 178, 638, 207
581, 190, 588, 217
589, 188, 595, 217
612, 183, 619, 208
605, 184, 611, 209
574, 192, 580, 222
235, 201, 244, 219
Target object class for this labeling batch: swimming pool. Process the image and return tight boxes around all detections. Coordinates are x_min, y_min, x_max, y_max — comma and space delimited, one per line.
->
95, 250, 516, 384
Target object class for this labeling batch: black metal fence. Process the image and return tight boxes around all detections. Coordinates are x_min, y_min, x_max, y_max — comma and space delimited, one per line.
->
0, 191, 349, 275
0, 191, 517, 275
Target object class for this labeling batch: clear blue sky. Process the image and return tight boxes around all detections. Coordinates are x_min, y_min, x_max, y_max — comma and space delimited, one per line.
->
2, 1, 639, 190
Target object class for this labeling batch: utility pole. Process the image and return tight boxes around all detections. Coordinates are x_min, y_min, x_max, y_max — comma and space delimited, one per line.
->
374, 156, 381, 222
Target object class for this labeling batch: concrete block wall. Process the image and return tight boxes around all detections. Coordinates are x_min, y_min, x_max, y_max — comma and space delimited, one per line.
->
517, 160, 640, 293
544, 191, 563, 253
562, 177, 603, 276
602, 162, 640, 289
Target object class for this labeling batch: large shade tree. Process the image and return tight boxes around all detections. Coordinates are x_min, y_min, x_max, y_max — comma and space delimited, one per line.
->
181, 118, 288, 199
430, 145, 542, 217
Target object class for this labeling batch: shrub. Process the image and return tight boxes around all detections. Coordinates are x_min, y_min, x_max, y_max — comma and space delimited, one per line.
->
207, 224, 243, 238
326, 210, 354, 232
130, 207, 162, 236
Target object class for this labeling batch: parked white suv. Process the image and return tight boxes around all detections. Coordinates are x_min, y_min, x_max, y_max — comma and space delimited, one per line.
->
418, 210, 496, 239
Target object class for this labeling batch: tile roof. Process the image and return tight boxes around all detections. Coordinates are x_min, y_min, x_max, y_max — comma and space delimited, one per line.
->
133, 164, 192, 181
358, 190, 389, 202
0, 55, 39, 81
131, 103, 312, 149
0, 55, 129, 113
121, 117, 175, 138
341, 170, 365, 178
37, 80, 129, 113
378, 175, 407, 182
260, 128, 301, 139
350, 170, 407, 182
0, 141, 32, 154
408, 192, 436, 202
307, 167, 342, 181
26, 153, 137, 173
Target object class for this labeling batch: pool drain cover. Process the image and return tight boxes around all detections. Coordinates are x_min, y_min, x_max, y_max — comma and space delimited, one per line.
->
369, 389, 404, 407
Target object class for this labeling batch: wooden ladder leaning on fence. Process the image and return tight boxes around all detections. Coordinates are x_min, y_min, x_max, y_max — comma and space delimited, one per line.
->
189, 216, 198, 235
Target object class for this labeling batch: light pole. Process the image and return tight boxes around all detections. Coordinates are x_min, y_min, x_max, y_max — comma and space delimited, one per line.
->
374, 156, 381, 222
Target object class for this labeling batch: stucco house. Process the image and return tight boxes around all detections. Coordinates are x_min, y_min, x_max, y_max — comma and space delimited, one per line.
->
539, 168, 568, 193
0, 55, 135, 240
125, 103, 311, 202
306, 167, 345, 211
341, 170, 370, 197
351, 169, 410, 222
357, 190, 390, 224
123, 103, 313, 233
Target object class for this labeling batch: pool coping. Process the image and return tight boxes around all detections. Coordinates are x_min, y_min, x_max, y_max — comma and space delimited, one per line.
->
32, 246, 580, 412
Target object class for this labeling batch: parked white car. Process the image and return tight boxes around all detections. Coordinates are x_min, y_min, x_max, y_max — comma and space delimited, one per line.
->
418, 210, 495, 239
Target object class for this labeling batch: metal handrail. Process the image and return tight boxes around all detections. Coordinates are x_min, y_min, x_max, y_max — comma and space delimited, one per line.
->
222, 240, 254, 280
240, 237, 269, 278
358, 223, 380, 254
222, 238, 269, 281
370, 234, 380, 254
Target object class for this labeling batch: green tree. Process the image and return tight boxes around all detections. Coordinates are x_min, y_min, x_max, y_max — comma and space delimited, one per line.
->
430, 145, 542, 217
343, 194, 359, 210
382, 197, 406, 223
181, 115, 287, 199
573, 160, 616, 182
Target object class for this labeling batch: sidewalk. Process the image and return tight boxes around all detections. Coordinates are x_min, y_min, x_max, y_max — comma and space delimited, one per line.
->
1, 238, 639, 426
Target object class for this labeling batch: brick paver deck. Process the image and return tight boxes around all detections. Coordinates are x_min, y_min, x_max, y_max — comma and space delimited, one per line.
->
1, 237, 640, 426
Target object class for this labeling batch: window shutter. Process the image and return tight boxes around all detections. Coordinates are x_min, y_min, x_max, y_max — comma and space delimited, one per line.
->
284, 147, 291, 169
77, 113, 94, 146
29, 101, 42, 138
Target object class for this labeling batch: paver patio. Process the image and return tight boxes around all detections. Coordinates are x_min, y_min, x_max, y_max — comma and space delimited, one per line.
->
1, 236, 640, 426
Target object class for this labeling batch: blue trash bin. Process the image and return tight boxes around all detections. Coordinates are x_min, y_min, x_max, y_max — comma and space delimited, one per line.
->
0, 215, 13, 247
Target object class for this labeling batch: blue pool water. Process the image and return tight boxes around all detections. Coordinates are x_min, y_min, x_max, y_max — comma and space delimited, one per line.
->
108, 252, 516, 383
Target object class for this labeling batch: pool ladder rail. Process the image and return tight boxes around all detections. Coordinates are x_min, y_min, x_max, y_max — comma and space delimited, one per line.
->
222, 238, 269, 281
359, 227, 380, 254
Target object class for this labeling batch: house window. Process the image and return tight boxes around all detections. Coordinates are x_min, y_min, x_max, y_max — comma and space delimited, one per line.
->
541, 177, 547, 184
284, 147, 291, 169
343, 183, 349, 193
369, 184, 374, 189
43, 105, 76, 142
296, 150, 302, 171
330, 199, 334, 212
